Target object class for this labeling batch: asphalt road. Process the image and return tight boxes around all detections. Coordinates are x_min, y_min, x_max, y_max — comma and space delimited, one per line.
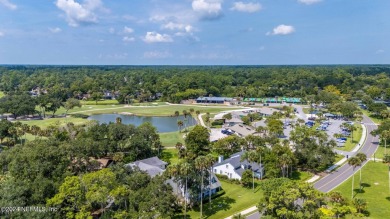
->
243, 115, 379, 219
314, 115, 379, 192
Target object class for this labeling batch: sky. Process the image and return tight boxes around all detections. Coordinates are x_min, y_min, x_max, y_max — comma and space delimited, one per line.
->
0, 0, 389, 65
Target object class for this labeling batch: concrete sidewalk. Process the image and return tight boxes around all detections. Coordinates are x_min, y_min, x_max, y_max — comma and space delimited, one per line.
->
224, 206, 257, 219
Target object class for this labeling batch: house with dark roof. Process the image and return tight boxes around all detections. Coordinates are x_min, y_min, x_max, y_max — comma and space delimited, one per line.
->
213, 151, 264, 180
125, 156, 167, 177
126, 157, 222, 203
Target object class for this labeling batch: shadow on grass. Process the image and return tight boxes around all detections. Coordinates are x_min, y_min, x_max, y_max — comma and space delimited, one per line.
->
353, 183, 371, 194
190, 196, 236, 218
354, 188, 365, 194
386, 197, 390, 202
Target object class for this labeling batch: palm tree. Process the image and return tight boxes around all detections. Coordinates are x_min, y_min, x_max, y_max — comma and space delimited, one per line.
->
381, 130, 390, 155
353, 198, 367, 214
183, 110, 188, 131
189, 108, 195, 125
383, 154, 390, 194
348, 157, 362, 199
195, 155, 208, 218
177, 120, 184, 133
21, 124, 30, 145
205, 154, 215, 209
241, 150, 257, 190
174, 111, 180, 121
179, 161, 192, 219
355, 153, 367, 192
278, 153, 293, 178
165, 164, 181, 201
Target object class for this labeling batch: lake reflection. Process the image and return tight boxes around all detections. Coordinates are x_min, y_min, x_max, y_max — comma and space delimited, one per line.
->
88, 114, 196, 133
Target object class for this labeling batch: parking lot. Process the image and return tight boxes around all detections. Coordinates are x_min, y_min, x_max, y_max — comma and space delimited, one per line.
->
209, 104, 356, 150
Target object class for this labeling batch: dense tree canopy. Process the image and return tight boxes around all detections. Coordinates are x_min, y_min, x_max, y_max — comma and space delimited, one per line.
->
0, 65, 390, 104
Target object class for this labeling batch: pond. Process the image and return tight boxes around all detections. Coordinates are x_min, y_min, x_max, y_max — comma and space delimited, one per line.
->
88, 114, 196, 133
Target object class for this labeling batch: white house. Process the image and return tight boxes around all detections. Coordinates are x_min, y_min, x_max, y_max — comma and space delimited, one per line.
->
213, 151, 264, 180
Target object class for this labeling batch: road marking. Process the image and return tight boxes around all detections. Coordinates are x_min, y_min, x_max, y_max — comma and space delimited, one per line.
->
316, 165, 354, 191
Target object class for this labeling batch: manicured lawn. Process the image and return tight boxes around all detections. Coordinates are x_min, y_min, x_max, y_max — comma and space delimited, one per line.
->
185, 181, 262, 219
67, 105, 239, 116
361, 110, 383, 124
334, 154, 345, 163
373, 144, 389, 160
21, 117, 89, 128
160, 131, 185, 147
80, 99, 119, 105
160, 148, 180, 164
339, 124, 363, 152
290, 171, 313, 182
333, 161, 390, 219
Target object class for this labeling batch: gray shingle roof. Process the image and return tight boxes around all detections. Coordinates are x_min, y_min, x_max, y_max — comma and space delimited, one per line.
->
135, 156, 167, 167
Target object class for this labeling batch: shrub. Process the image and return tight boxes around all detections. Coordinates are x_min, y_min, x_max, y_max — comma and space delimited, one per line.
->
211, 120, 224, 126
70, 113, 89, 119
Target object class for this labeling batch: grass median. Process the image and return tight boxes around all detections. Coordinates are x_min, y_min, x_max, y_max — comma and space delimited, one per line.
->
333, 161, 390, 219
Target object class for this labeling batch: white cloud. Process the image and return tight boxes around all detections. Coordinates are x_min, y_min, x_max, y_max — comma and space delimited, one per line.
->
267, 24, 295, 35
297, 0, 322, 5
143, 32, 173, 43
0, 0, 17, 10
123, 36, 135, 42
123, 26, 134, 34
192, 0, 223, 20
49, 27, 62, 33
162, 22, 194, 33
0, 31, 4, 37
231, 2, 262, 13
144, 51, 172, 59
55, 0, 103, 27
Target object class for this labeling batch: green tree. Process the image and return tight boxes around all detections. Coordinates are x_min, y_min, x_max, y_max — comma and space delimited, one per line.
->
91, 91, 102, 105
185, 125, 210, 159
0, 119, 13, 143
355, 153, 367, 192
64, 98, 81, 116
266, 118, 284, 137
195, 155, 208, 219
222, 113, 232, 120
177, 120, 184, 133
212, 135, 243, 158
241, 169, 253, 188
352, 198, 367, 215
348, 157, 362, 199
381, 130, 390, 155
179, 161, 193, 219
259, 180, 324, 218
46, 176, 85, 219
205, 154, 215, 209
0, 94, 37, 119
47, 98, 63, 117
383, 154, 390, 194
